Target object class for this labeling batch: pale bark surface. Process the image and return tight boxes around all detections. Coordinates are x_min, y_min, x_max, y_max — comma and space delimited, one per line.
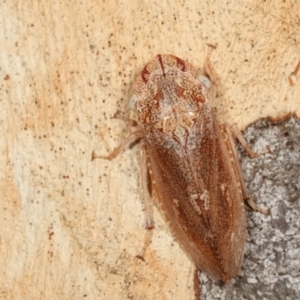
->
1, 1, 299, 299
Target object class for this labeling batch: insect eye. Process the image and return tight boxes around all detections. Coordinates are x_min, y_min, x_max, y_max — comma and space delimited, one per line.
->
129, 94, 138, 110
197, 75, 211, 90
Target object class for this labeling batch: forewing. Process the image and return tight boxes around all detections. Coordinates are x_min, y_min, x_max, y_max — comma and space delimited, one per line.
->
188, 104, 247, 279
144, 104, 246, 281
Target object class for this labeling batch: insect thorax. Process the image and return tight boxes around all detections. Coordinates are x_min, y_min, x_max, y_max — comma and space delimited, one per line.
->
135, 68, 208, 145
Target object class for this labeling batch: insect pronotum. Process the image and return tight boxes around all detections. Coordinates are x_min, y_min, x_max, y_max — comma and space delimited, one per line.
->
92, 53, 268, 298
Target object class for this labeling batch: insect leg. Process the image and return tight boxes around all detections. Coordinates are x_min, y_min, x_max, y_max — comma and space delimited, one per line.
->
230, 124, 271, 159
204, 43, 217, 86
110, 109, 138, 127
91, 125, 144, 161
136, 142, 154, 260
225, 124, 269, 215
288, 59, 300, 86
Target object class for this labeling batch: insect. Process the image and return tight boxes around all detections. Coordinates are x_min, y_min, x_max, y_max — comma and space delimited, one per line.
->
93, 53, 268, 298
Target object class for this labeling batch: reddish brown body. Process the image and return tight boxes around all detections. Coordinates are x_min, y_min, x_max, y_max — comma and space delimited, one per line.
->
132, 55, 246, 282
93, 54, 267, 295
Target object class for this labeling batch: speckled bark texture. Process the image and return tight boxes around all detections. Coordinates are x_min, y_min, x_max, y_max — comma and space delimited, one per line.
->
200, 116, 300, 299
1, 1, 300, 299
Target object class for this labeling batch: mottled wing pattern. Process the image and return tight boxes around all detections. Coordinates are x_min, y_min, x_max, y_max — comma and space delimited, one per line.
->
133, 54, 246, 282
144, 104, 246, 282
188, 104, 246, 280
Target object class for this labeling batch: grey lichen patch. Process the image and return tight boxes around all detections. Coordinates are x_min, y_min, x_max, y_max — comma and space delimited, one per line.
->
200, 116, 300, 300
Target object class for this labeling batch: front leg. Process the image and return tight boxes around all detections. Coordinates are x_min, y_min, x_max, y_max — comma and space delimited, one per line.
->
91, 125, 144, 161
92, 127, 156, 260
